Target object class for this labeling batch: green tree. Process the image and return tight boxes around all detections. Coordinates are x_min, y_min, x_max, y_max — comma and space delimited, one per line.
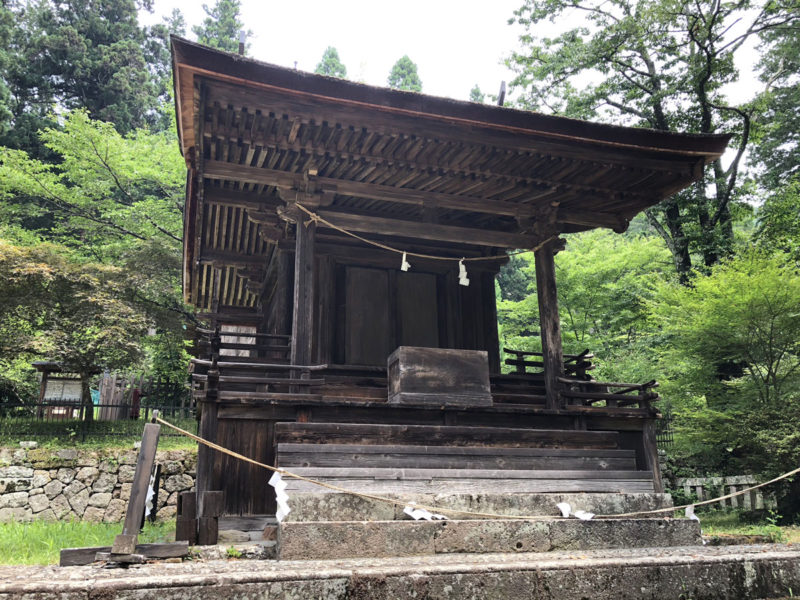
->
315, 46, 347, 78
0, 110, 191, 345
498, 230, 674, 381
388, 55, 422, 92
754, 178, 800, 260
751, 22, 800, 191
469, 84, 485, 103
506, 0, 800, 281
0, 240, 147, 419
192, 0, 250, 54
650, 252, 800, 515
0, 0, 173, 149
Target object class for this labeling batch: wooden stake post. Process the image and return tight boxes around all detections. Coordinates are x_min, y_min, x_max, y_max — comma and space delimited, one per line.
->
60, 413, 189, 566
109, 421, 161, 558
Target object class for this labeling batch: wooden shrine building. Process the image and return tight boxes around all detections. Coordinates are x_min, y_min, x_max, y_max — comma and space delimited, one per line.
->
171, 37, 729, 516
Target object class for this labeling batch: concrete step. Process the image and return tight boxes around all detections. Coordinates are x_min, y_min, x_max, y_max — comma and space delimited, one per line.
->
284, 491, 674, 522
277, 517, 700, 560
5, 545, 800, 599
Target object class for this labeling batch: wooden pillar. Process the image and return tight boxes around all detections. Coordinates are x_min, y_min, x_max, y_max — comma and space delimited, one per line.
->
642, 420, 664, 493
274, 250, 293, 336
291, 220, 316, 366
534, 239, 564, 410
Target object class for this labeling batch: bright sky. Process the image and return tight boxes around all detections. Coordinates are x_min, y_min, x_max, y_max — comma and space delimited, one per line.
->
141, 0, 525, 102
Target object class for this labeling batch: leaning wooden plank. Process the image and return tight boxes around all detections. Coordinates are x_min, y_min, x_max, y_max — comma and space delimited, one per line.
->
60, 542, 189, 567
111, 422, 160, 555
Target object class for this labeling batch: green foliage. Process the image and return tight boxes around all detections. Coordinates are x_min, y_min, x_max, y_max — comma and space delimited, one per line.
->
388, 55, 422, 92
0, 110, 185, 258
652, 252, 800, 407
192, 0, 250, 54
497, 254, 531, 301
755, 178, 800, 261
0, 519, 175, 565
0, 0, 174, 155
752, 21, 800, 191
506, 0, 800, 279
469, 84, 485, 103
498, 230, 674, 381
315, 46, 347, 79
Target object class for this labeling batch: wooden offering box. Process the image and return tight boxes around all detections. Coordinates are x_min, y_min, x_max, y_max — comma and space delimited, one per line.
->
388, 346, 492, 407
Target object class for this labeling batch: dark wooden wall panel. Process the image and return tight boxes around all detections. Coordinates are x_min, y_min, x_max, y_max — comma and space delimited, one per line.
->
345, 267, 391, 365
215, 419, 275, 515
397, 272, 439, 348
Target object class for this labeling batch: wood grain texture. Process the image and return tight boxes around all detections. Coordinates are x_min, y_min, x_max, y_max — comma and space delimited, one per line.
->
274, 422, 619, 449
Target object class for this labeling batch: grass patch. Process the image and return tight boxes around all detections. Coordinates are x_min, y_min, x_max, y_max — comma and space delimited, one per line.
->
699, 510, 800, 543
0, 416, 198, 450
0, 520, 176, 565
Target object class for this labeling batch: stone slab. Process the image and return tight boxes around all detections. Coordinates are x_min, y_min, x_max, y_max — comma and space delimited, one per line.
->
284, 491, 673, 522
277, 517, 700, 560
0, 545, 799, 600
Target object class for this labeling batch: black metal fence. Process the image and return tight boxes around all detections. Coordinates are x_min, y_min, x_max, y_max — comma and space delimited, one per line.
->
655, 406, 674, 451
0, 380, 196, 442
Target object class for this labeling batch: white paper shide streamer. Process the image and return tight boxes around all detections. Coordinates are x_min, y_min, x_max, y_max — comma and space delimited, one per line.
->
555, 501, 594, 520
404, 503, 448, 521
269, 472, 291, 522
400, 252, 411, 272
458, 259, 470, 286
144, 470, 157, 518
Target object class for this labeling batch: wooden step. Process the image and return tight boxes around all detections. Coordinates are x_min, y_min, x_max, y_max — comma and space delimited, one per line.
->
276, 443, 637, 471
281, 467, 655, 494
274, 423, 621, 449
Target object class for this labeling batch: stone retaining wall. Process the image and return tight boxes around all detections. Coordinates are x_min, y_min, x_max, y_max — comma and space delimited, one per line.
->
0, 446, 197, 523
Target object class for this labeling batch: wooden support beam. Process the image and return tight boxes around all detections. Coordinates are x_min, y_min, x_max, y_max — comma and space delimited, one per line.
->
198, 250, 267, 266
534, 239, 564, 410
291, 220, 315, 366
204, 161, 632, 232
317, 210, 537, 249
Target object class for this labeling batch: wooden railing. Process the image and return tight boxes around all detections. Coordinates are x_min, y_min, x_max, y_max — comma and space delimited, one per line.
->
558, 377, 659, 410
191, 327, 325, 401
196, 327, 291, 362
503, 347, 659, 411
504, 347, 595, 380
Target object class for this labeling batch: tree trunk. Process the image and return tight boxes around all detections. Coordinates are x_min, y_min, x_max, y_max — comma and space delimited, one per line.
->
80, 374, 94, 424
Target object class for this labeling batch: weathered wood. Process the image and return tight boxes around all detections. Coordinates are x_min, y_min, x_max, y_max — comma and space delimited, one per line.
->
284, 477, 655, 495
317, 209, 538, 249
387, 347, 492, 407
535, 239, 564, 410
84, 542, 189, 563
276, 443, 637, 471
642, 420, 664, 493
199, 491, 225, 518
291, 217, 315, 368
175, 518, 197, 544
197, 517, 219, 545
95, 552, 146, 564
283, 467, 651, 480
274, 423, 620, 449
177, 491, 197, 519
111, 423, 160, 555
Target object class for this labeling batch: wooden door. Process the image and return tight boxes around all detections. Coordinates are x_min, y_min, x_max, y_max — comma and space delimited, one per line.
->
345, 267, 391, 365
397, 271, 439, 348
